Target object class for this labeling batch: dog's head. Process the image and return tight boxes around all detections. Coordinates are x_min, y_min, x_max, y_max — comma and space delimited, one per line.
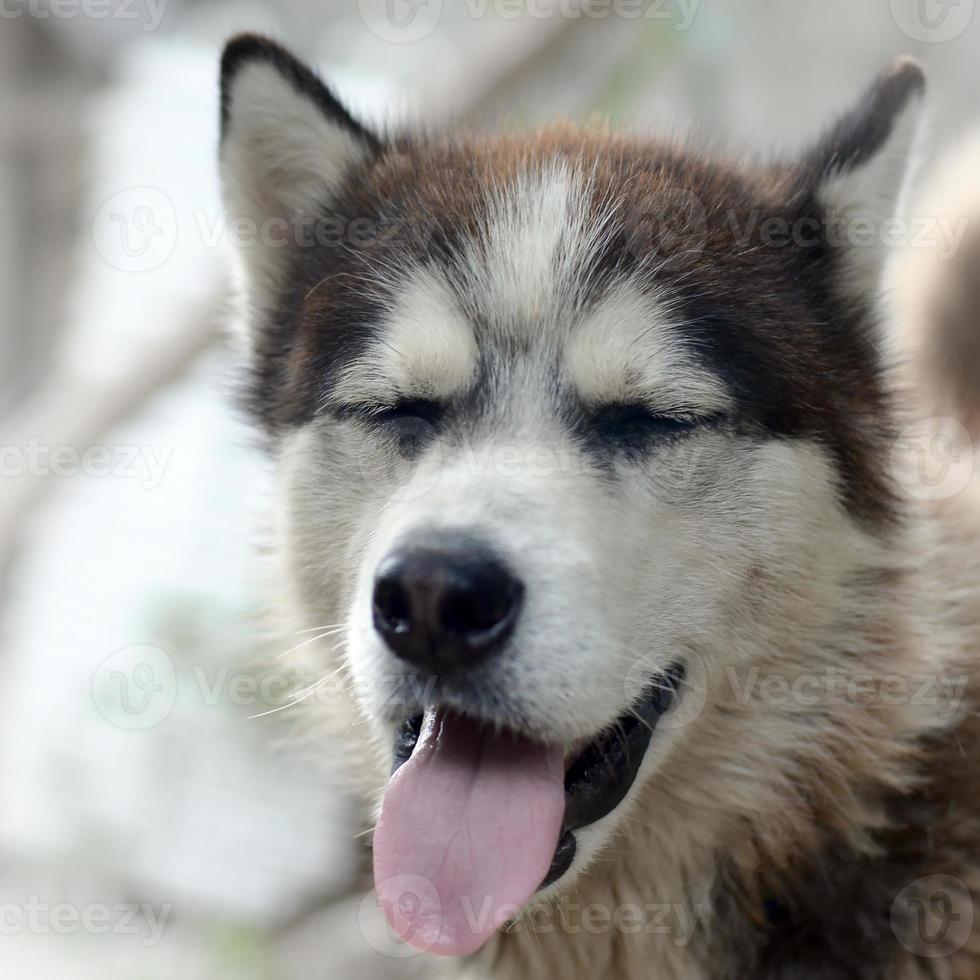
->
219, 36, 923, 956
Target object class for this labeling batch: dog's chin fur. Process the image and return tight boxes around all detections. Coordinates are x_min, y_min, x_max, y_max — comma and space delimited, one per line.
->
220, 35, 980, 979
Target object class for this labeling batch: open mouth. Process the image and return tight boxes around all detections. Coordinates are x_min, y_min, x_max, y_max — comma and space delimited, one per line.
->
374, 663, 684, 956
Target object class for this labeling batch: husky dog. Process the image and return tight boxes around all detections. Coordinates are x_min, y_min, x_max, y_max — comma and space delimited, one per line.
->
218, 34, 980, 979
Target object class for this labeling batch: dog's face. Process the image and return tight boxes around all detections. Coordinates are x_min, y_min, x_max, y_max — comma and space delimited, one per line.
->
220, 36, 923, 957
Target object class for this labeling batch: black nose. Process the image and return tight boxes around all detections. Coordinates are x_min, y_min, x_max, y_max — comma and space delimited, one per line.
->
372, 536, 524, 673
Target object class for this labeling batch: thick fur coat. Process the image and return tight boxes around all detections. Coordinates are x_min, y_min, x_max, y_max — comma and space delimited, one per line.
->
218, 35, 980, 978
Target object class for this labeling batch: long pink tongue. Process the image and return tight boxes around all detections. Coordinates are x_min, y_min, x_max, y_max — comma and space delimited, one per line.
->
373, 710, 565, 956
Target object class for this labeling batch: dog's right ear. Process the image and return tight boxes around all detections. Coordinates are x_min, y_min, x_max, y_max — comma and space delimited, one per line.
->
219, 34, 380, 290
793, 57, 925, 303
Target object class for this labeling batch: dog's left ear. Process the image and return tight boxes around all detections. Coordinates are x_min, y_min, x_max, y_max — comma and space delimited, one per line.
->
219, 34, 380, 293
795, 57, 926, 298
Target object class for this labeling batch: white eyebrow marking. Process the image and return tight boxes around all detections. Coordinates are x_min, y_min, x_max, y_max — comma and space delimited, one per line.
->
456, 161, 614, 339
330, 267, 478, 405
564, 283, 731, 414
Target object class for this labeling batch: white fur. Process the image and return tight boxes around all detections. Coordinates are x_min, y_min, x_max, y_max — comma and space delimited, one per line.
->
221, 60, 371, 303
330, 266, 478, 407
276, 164, 878, 910
819, 91, 925, 304
565, 282, 732, 414
223, 53, 977, 979
455, 163, 614, 340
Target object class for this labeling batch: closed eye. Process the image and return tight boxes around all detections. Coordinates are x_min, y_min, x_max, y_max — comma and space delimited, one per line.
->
589, 403, 725, 456
334, 397, 445, 459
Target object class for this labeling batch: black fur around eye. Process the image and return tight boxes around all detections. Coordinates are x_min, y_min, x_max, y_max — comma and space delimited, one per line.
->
589, 404, 719, 456
364, 399, 444, 459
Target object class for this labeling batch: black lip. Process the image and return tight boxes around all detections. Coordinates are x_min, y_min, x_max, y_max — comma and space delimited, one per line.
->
392, 712, 423, 772
540, 662, 685, 887
389, 663, 685, 889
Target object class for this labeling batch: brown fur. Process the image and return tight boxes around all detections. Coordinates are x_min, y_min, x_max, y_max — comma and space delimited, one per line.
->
281, 125, 897, 529
450, 500, 980, 980
218, 38, 980, 978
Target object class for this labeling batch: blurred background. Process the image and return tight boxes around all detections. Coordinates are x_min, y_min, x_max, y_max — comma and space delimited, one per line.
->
0, 1, 978, 976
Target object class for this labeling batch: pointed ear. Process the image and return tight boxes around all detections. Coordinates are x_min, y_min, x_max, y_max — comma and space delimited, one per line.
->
796, 57, 926, 299
219, 35, 380, 291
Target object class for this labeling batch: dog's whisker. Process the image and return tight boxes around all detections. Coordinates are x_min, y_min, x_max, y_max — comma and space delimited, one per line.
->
275, 627, 349, 660
295, 623, 349, 634
246, 683, 332, 721
248, 664, 346, 719
624, 709, 660, 740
